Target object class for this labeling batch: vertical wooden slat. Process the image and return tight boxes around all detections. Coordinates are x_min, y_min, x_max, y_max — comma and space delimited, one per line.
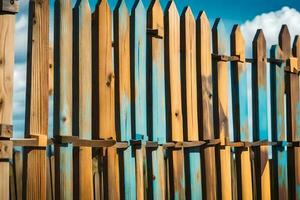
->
165, 2, 185, 199
73, 0, 93, 199
54, 0, 73, 198
46, 153, 52, 200
252, 29, 271, 199
93, 0, 120, 199
230, 25, 253, 199
0, 12, 14, 200
292, 35, 300, 199
147, 0, 167, 199
131, 1, 148, 199
270, 44, 288, 199
114, 0, 136, 199
212, 18, 233, 200
25, 0, 49, 199
14, 151, 23, 200
181, 7, 202, 200
278, 25, 292, 199
197, 11, 217, 199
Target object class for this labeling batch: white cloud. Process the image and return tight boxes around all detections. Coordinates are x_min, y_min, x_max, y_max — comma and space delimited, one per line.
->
241, 7, 300, 56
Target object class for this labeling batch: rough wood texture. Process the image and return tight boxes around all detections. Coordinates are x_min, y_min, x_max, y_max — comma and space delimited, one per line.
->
24, 0, 49, 199
252, 29, 271, 200
270, 44, 288, 200
49, 45, 53, 96
212, 18, 233, 200
197, 11, 217, 199
165, 2, 185, 199
231, 25, 253, 199
292, 35, 300, 199
147, 0, 167, 198
54, 0, 73, 198
73, 0, 93, 199
131, 1, 148, 199
181, 7, 202, 200
93, 0, 119, 199
114, 1, 136, 199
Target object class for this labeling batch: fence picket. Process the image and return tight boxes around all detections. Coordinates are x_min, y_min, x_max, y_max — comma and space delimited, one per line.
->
93, 0, 120, 199
230, 25, 253, 199
197, 11, 218, 199
270, 44, 288, 199
165, 2, 185, 199
212, 18, 233, 200
292, 35, 300, 199
114, 1, 136, 199
73, 0, 93, 199
147, 0, 167, 199
54, 0, 73, 198
252, 29, 271, 199
181, 7, 202, 200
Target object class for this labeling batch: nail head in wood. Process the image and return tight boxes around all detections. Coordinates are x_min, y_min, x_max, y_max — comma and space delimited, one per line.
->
0, 124, 13, 139
0, 140, 12, 159
0, 0, 19, 13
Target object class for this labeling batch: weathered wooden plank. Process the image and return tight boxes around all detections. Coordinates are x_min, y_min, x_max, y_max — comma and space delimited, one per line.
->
9, 162, 16, 200
181, 7, 202, 200
93, 0, 120, 199
14, 151, 22, 200
114, 1, 136, 199
278, 25, 293, 199
46, 152, 52, 200
131, 1, 148, 199
270, 44, 288, 199
54, 0, 73, 198
0, 11, 14, 200
230, 25, 253, 199
73, 0, 93, 199
165, 2, 185, 199
252, 29, 271, 200
292, 35, 300, 199
212, 18, 233, 200
147, 0, 167, 199
24, 0, 49, 199
197, 11, 217, 199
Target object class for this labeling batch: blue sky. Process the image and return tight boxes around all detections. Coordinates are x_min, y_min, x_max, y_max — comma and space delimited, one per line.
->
14, 0, 300, 138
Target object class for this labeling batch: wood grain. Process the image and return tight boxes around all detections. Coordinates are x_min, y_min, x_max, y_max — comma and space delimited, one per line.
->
197, 11, 217, 199
231, 25, 253, 199
0, 10, 14, 200
93, 0, 120, 199
114, 1, 136, 199
73, 0, 93, 199
165, 2, 185, 199
212, 18, 233, 200
252, 29, 271, 199
147, 0, 167, 198
24, 0, 49, 199
54, 0, 73, 198
292, 35, 300, 199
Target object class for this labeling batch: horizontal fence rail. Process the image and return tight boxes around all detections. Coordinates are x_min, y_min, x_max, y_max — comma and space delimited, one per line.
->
2, 0, 300, 199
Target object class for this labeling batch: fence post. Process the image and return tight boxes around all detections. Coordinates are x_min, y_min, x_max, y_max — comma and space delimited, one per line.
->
165, 2, 186, 199
212, 18, 233, 200
73, 0, 93, 199
0, 1, 18, 199
113, 0, 136, 199
292, 35, 300, 199
93, 0, 119, 199
54, 0, 73, 199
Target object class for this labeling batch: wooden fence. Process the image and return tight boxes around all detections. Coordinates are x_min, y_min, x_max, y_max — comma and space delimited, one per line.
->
1, 0, 300, 199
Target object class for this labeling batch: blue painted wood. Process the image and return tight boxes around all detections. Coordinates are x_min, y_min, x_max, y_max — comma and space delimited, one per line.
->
147, 0, 167, 199
270, 45, 288, 199
114, 1, 136, 199
131, 0, 147, 141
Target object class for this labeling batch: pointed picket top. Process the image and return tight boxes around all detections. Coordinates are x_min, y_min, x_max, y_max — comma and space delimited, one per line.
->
197, 11, 211, 55
147, 0, 163, 37
293, 36, 300, 69
95, 0, 111, 12
253, 29, 266, 60
197, 11, 209, 25
74, 0, 91, 10
231, 25, 245, 60
115, 0, 129, 19
166, 0, 179, 18
132, 0, 145, 14
279, 24, 291, 57
182, 6, 194, 19
212, 18, 227, 55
